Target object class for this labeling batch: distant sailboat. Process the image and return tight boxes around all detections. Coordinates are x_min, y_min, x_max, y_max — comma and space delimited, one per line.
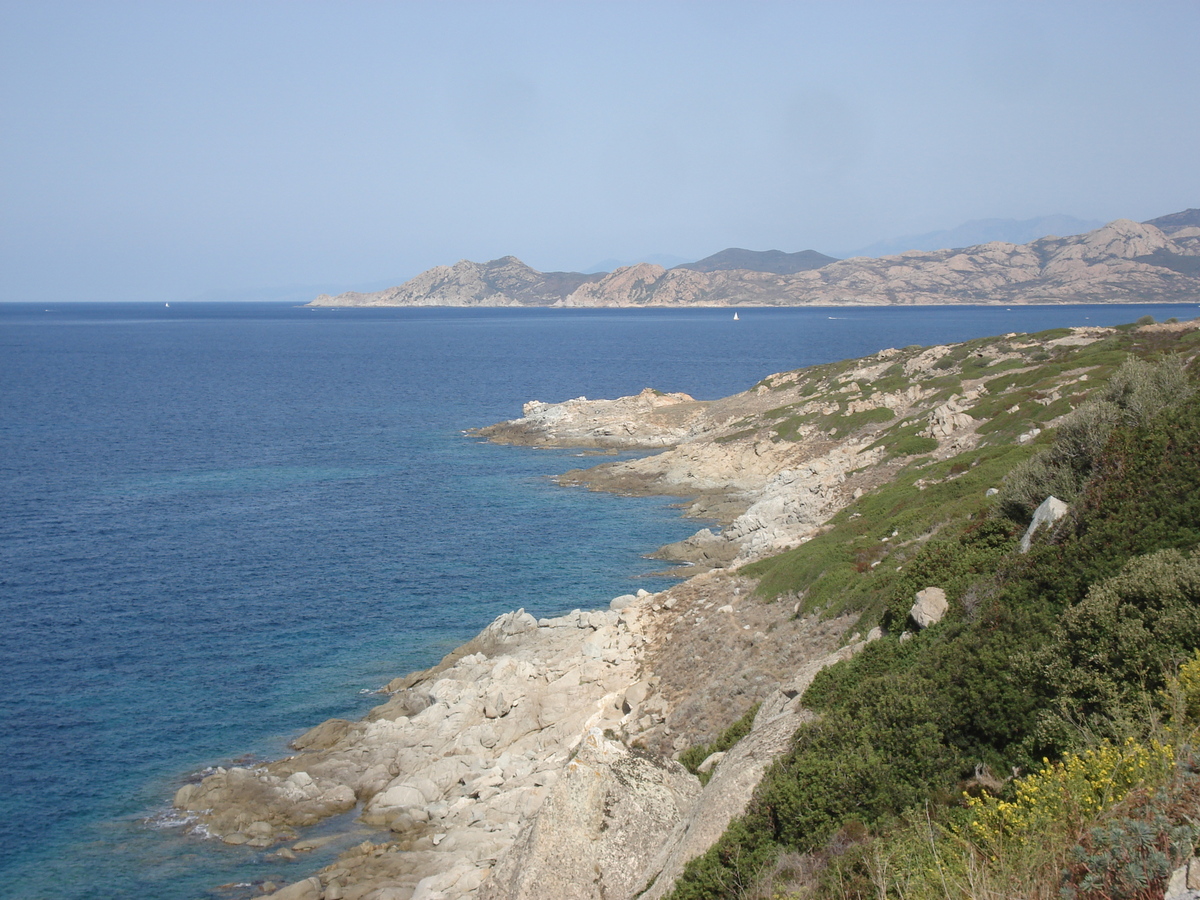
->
733, 312, 739, 321
165, 302, 170, 308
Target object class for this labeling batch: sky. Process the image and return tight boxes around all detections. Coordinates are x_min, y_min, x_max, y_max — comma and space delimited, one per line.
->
2, 1, 1198, 303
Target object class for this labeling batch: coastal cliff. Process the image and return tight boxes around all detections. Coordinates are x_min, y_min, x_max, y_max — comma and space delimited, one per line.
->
308, 212, 1200, 308
177, 317, 1200, 900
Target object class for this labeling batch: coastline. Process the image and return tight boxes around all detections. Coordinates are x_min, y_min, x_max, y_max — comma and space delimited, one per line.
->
171, 358, 903, 898
174, 571, 864, 900
171, 319, 1196, 899
306, 217, 1200, 310
167, 334, 960, 898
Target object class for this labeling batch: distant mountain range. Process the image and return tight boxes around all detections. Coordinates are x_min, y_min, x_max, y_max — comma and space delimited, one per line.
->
1145, 208, 1200, 234
840, 214, 1106, 259
674, 248, 838, 275
582, 248, 837, 276
583, 254, 690, 274
309, 208, 1200, 308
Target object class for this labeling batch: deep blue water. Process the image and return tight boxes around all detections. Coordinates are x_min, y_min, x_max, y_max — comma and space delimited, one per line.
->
1, 301, 1195, 899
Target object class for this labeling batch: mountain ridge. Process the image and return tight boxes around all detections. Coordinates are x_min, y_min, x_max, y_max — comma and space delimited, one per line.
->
672, 248, 838, 275
1145, 207, 1200, 233
840, 213, 1105, 258
309, 211, 1200, 308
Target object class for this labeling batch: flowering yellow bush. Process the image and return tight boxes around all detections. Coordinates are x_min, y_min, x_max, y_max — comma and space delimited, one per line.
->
1176, 650, 1200, 724
962, 737, 1174, 856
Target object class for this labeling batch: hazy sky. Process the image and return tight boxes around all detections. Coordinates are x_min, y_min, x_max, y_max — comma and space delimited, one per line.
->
2, 1, 1198, 302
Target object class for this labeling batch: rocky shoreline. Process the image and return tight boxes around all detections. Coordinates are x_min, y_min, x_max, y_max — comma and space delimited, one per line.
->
175, 577, 865, 900
172, 383, 885, 899
175, 323, 1140, 899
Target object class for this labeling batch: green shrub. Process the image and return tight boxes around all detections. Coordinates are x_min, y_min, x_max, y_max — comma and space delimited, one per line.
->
960, 355, 993, 375
995, 401, 1120, 520
1063, 810, 1194, 900
880, 516, 1017, 632
870, 372, 910, 392
1062, 777, 1200, 900
887, 434, 939, 457
983, 357, 1028, 376
1034, 547, 1200, 748
996, 356, 1194, 523
920, 604, 1055, 765
669, 675, 955, 899
802, 638, 919, 712
679, 703, 761, 785
1102, 354, 1192, 427
835, 405, 895, 433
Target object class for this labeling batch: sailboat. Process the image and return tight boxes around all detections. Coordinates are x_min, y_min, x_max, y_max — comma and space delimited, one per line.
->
733, 311, 739, 321
165, 302, 170, 308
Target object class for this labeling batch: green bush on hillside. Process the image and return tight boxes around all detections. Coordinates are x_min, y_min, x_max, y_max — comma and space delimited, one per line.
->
668, 357, 1200, 900
678, 703, 761, 786
1000, 388, 1200, 615
996, 356, 1193, 523
670, 675, 954, 900
746, 443, 1035, 623
880, 516, 1016, 631
1035, 547, 1200, 750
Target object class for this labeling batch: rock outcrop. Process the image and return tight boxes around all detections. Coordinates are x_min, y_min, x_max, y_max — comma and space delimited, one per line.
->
1020, 495, 1070, 552
176, 577, 858, 900
311, 257, 604, 308
472, 388, 706, 450
1166, 855, 1200, 900
480, 729, 702, 900
310, 216, 1200, 308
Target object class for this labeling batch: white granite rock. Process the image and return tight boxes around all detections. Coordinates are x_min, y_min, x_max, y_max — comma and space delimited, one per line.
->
909, 587, 948, 629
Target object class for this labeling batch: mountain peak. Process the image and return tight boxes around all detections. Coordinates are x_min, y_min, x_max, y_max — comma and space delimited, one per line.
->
674, 248, 837, 275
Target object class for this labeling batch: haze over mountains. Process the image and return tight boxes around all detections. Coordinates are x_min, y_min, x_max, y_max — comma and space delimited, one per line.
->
839, 214, 1106, 259
309, 209, 1200, 309
674, 248, 838, 275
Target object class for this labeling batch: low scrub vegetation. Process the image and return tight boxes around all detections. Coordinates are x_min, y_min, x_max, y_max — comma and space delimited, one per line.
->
679, 703, 761, 786
668, 328, 1200, 900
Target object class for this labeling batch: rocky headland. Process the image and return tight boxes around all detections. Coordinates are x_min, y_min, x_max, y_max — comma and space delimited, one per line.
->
308, 211, 1200, 309
175, 318, 1200, 900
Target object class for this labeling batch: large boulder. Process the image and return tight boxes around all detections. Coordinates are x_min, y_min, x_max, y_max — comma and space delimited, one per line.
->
909, 587, 948, 629
1165, 856, 1200, 900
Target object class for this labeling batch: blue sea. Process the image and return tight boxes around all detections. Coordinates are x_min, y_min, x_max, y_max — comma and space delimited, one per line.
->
1, 301, 1195, 899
